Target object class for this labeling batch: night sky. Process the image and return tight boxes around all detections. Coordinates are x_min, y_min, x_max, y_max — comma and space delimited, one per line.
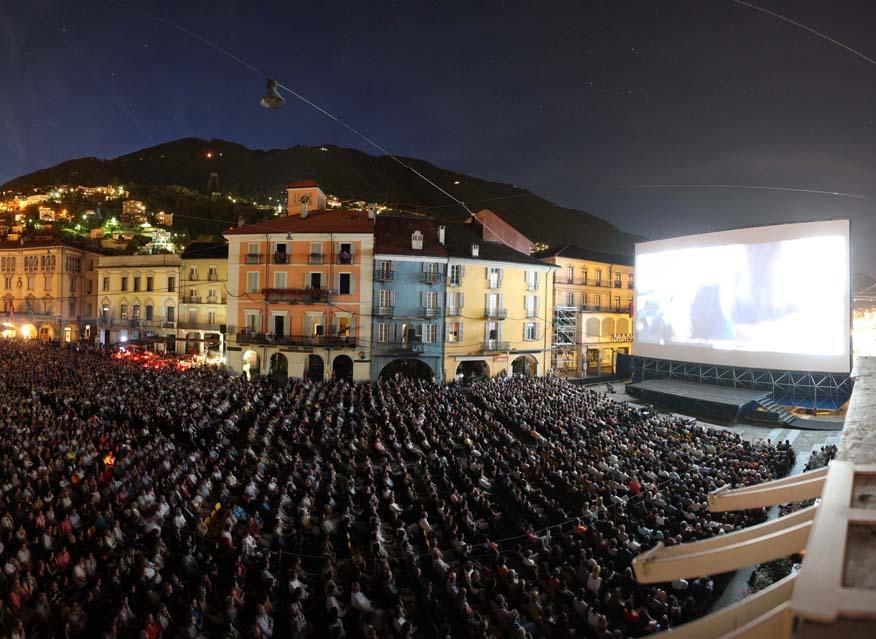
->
3, 1, 875, 273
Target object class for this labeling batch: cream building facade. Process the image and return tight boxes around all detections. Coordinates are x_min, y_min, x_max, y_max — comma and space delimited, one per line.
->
177, 242, 228, 359
0, 238, 100, 342
96, 254, 181, 347
537, 245, 634, 376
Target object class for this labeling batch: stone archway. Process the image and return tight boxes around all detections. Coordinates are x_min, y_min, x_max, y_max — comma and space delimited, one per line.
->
39, 324, 55, 341
379, 358, 433, 381
332, 355, 354, 380
269, 352, 289, 383
602, 317, 616, 338
306, 354, 324, 381
185, 332, 201, 355
242, 350, 260, 380
455, 360, 490, 385
511, 354, 538, 377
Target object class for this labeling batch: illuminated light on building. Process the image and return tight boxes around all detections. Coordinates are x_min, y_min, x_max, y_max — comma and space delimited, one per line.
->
20, 324, 36, 339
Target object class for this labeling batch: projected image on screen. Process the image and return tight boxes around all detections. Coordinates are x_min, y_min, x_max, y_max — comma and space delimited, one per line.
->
634, 221, 850, 372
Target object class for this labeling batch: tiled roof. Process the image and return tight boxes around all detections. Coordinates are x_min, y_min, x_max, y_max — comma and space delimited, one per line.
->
181, 242, 228, 259
443, 222, 553, 267
287, 179, 320, 188
534, 243, 634, 266
374, 215, 447, 257
224, 209, 374, 235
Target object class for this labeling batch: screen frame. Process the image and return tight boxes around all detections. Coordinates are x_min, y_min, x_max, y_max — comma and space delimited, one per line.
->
633, 219, 852, 373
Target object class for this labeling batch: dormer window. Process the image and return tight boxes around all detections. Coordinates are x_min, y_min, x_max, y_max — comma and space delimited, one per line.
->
471, 243, 479, 257
411, 230, 423, 250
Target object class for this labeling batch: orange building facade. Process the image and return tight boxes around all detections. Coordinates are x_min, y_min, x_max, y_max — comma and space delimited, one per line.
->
224, 183, 375, 381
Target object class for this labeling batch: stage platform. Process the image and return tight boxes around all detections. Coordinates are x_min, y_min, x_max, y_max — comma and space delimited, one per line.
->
628, 379, 766, 408
627, 378, 843, 430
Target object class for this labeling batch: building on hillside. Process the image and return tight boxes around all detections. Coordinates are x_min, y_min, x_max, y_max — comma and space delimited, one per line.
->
120, 200, 147, 224
154, 211, 174, 226
178, 242, 228, 360
535, 244, 634, 376
0, 238, 100, 342
96, 254, 181, 348
442, 220, 557, 382
371, 215, 447, 381
224, 181, 375, 381
38, 206, 55, 221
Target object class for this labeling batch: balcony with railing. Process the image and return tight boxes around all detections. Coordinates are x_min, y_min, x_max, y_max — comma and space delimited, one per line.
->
374, 305, 394, 318
421, 306, 441, 319
261, 287, 330, 304
374, 269, 394, 282
177, 321, 223, 332
580, 304, 630, 314
184, 295, 203, 304
272, 252, 289, 265
482, 340, 510, 353
208, 273, 219, 281
377, 340, 425, 354
244, 253, 261, 264
421, 271, 443, 284
446, 306, 462, 317
308, 253, 324, 265
485, 307, 508, 319
336, 254, 354, 265
235, 332, 355, 348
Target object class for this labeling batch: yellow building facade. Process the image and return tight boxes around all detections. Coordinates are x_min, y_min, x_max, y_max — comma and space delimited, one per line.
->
536, 245, 634, 376
0, 238, 100, 342
442, 223, 557, 382
177, 242, 228, 359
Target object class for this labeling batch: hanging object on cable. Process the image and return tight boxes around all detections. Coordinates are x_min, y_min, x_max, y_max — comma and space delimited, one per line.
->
260, 78, 284, 109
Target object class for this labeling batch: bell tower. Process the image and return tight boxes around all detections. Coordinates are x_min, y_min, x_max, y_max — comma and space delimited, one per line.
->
286, 180, 327, 216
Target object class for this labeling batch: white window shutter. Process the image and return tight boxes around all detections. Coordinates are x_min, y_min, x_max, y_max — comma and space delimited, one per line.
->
420, 291, 425, 307
459, 292, 464, 309
498, 268, 504, 285
445, 321, 450, 342
390, 290, 397, 306
498, 321, 503, 340
350, 274, 356, 295
459, 322, 464, 342
535, 271, 540, 288
460, 265, 465, 279
498, 293, 504, 311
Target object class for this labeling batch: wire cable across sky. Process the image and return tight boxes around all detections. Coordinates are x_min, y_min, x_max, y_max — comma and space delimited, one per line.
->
731, 0, 876, 67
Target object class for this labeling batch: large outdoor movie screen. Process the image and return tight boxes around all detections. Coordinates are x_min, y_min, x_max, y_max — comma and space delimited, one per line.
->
634, 220, 850, 373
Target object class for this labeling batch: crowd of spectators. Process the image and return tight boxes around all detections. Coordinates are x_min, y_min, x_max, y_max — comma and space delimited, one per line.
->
0, 341, 794, 639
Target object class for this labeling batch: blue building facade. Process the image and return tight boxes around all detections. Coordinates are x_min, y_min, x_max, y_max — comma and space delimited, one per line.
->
371, 216, 447, 380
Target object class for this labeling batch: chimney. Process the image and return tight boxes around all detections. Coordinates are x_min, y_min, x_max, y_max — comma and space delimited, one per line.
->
471, 243, 479, 257
237, 216, 245, 228
438, 225, 445, 245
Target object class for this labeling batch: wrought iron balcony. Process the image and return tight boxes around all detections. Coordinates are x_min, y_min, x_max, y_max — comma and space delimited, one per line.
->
272, 253, 289, 265
374, 269, 394, 282
235, 332, 355, 348
261, 287, 330, 304
308, 253, 324, 265
184, 296, 203, 304
178, 321, 223, 332
378, 340, 425, 353
420, 306, 441, 319
485, 307, 507, 319
245, 253, 261, 264
482, 340, 509, 353
446, 306, 462, 317
336, 254, 354, 265
421, 271, 443, 284
374, 305, 394, 318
